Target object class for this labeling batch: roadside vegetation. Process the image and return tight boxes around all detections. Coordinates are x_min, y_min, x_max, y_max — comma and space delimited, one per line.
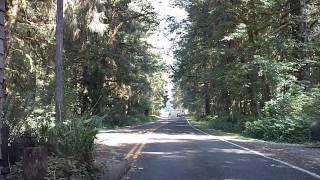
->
171, 0, 320, 143
1, 0, 166, 178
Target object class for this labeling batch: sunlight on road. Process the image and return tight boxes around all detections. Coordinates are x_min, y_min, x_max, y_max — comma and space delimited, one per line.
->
96, 126, 254, 154
97, 132, 217, 147
96, 131, 259, 159
96, 118, 257, 150
207, 148, 255, 155
98, 120, 320, 180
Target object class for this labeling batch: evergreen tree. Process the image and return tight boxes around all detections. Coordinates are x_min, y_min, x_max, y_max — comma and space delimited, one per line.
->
172, 0, 320, 142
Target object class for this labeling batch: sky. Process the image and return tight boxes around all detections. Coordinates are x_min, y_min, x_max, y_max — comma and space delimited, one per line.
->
148, 0, 188, 113
149, 0, 187, 66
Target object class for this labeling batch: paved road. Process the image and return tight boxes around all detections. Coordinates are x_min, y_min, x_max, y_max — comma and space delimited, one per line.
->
123, 117, 320, 180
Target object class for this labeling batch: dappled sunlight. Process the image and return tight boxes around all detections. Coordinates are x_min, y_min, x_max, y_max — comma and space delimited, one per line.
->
99, 119, 320, 180
217, 135, 263, 143
96, 130, 221, 147
142, 151, 187, 159
207, 148, 255, 155
97, 133, 152, 146
96, 118, 258, 149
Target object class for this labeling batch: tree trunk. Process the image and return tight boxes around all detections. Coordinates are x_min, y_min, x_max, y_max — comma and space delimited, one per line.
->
261, 74, 271, 108
290, 0, 312, 93
55, 0, 64, 123
5, 0, 21, 57
245, 19, 259, 116
248, 84, 258, 116
23, 147, 48, 180
299, 0, 312, 93
80, 65, 89, 114
204, 82, 210, 116
0, 0, 5, 166
223, 90, 231, 114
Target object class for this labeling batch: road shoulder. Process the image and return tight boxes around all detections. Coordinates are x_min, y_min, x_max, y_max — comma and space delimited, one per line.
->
95, 117, 167, 180
188, 117, 320, 177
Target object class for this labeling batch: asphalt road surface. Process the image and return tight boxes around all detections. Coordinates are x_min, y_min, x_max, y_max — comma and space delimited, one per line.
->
121, 117, 320, 180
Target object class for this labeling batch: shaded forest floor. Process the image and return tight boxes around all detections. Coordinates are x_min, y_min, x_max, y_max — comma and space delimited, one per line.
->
189, 118, 320, 175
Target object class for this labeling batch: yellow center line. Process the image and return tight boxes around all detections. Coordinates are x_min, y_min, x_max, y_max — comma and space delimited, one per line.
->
124, 124, 165, 160
133, 142, 146, 159
124, 143, 141, 160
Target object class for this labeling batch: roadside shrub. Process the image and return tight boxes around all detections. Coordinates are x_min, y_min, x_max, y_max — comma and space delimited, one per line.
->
193, 114, 204, 122
103, 113, 155, 128
6, 156, 104, 180
303, 89, 320, 122
204, 116, 247, 133
7, 115, 104, 180
244, 117, 310, 143
45, 156, 104, 180
262, 88, 312, 119
243, 87, 318, 143
48, 115, 103, 162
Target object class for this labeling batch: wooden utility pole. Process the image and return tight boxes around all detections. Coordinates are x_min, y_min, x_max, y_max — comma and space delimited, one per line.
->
55, 0, 64, 123
0, 0, 6, 163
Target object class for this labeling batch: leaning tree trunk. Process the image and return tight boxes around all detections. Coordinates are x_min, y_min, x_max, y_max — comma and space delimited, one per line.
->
55, 0, 64, 123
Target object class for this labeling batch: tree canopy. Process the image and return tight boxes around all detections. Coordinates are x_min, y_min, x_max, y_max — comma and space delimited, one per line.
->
4, 0, 167, 143
172, 0, 320, 142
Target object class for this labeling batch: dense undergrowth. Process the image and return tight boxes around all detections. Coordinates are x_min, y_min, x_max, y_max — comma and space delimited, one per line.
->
7, 115, 104, 179
194, 88, 320, 143
6, 113, 156, 179
104, 114, 158, 129
7, 156, 104, 180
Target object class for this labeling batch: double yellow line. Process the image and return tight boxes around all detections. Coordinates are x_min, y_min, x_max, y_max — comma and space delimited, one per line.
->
124, 125, 164, 160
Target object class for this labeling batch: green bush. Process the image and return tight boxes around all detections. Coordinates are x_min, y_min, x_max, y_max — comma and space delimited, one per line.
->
262, 88, 312, 119
103, 112, 156, 128
48, 115, 102, 162
45, 156, 104, 180
6, 115, 104, 179
203, 115, 248, 133
244, 117, 310, 143
195, 87, 320, 143
6, 156, 104, 180
243, 87, 319, 143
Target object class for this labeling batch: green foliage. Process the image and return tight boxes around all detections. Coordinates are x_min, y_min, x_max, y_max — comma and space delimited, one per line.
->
205, 116, 247, 133
244, 117, 310, 143
4, 0, 165, 178
6, 161, 23, 180
262, 87, 312, 119
6, 156, 104, 180
47, 116, 102, 162
194, 115, 250, 134
103, 113, 157, 128
5, 0, 166, 137
172, 0, 320, 143
45, 156, 104, 180
6, 115, 103, 179
244, 87, 320, 143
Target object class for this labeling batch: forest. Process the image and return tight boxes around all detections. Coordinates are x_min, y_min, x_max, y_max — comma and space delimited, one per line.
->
0, 0, 166, 179
172, 0, 320, 143
0, 0, 320, 179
